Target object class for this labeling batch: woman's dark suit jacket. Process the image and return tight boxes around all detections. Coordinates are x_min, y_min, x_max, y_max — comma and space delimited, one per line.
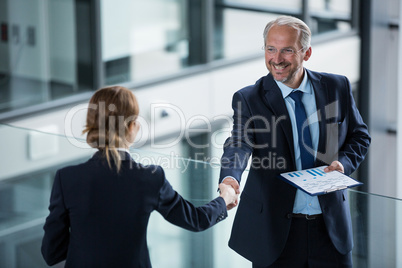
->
41, 151, 227, 267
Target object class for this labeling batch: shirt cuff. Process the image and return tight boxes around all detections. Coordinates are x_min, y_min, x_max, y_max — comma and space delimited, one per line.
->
222, 176, 237, 183
218, 176, 239, 193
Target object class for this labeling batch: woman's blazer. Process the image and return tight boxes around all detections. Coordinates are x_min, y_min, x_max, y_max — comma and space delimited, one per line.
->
42, 151, 227, 267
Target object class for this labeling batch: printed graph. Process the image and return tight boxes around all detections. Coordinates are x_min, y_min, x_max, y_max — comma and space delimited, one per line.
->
279, 166, 362, 196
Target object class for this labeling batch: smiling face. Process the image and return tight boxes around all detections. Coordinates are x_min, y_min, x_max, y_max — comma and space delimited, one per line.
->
265, 25, 312, 89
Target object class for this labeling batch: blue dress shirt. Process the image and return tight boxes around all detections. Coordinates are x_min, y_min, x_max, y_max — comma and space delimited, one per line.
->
276, 69, 322, 215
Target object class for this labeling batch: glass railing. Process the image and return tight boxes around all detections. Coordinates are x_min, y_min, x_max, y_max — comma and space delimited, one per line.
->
0, 123, 401, 268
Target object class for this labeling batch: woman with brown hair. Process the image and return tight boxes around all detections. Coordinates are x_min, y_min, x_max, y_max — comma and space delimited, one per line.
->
41, 86, 237, 268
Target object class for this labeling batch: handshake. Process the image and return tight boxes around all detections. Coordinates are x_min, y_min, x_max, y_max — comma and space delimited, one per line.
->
219, 178, 241, 210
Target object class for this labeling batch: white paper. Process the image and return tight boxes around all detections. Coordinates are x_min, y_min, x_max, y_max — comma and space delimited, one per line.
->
279, 166, 362, 196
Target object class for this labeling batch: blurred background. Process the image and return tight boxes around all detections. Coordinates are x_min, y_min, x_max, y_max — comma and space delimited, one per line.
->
0, 0, 402, 267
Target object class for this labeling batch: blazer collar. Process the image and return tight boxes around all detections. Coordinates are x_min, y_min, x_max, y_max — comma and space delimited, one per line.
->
259, 69, 329, 169
259, 73, 296, 170
305, 69, 328, 165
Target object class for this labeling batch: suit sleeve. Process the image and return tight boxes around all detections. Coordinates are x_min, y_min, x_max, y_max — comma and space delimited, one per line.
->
338, 77, 371, 175
41, 170, 70, 266
219, 91, 254, 183
155, 167, 227, 232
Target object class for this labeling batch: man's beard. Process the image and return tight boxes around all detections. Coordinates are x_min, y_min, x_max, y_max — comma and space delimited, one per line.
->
273, 65, 302, 87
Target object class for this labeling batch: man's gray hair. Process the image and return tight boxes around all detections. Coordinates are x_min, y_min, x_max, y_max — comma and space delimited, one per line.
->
263, 16, 311, 51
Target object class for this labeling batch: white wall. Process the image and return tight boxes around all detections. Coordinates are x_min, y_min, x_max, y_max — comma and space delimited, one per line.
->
368, 0, 399, 198
100, 0, 133, 61
6, 0, 49, 81
367, 0, 401, 267
48, 0, 76, 85
396, 1, 402, 267
0, 0, 76, 84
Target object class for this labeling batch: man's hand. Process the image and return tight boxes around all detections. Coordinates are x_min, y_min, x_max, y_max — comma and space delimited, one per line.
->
219, 183, 239, 210
324, 161, 344, 173
222, 177, 240, 194
220, 178, 240, 210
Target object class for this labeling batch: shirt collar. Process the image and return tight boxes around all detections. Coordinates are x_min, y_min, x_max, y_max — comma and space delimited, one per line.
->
275, 69, 311, 99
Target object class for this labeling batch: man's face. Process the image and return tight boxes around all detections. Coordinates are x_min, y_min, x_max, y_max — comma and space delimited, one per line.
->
264, 25, 311, 89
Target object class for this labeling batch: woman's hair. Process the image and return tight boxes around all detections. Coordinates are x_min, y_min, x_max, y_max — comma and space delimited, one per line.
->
82, 86, 139, 172
263, 15, 311, 51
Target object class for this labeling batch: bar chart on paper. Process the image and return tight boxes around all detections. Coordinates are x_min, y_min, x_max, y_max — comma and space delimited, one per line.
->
287, 168, 327, 178
279, 166, 363, 196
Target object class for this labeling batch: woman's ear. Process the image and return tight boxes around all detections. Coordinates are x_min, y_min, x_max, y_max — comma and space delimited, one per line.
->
131, 120, 140, 133
127, 120, 140, 141
125, 121, 137, 147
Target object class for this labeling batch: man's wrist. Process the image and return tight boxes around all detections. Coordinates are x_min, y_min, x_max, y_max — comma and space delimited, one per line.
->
218, 176, 239, 193
222, 176, 237, 183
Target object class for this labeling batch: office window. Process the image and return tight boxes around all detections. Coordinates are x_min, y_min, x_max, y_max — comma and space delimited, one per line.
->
214, 0, 356, 61
214, 9, 276, 60
309, 0, 353, 34
222, 0, 301, 9
0, 0, 359, 119
101, 0, 190, 84
310, 0, 352, 14
0, 0, 96, 115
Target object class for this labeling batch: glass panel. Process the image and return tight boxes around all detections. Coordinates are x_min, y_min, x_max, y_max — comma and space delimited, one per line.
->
348, 190, 402, 267
216, 0, 356, 60
214, 9, 276, 60
223, 0, 302, 9
2, 123, 402, 267
310, 0, 351, 13
101, 0, 190, 84
0, 0, 94, 114
0, 123, 94, 267
309, 0, 352, 34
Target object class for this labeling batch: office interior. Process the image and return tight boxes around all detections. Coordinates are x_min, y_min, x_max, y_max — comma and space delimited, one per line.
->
0, 0, 401, 267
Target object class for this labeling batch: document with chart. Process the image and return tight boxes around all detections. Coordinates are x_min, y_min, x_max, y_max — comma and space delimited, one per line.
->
279, 166, 363, 196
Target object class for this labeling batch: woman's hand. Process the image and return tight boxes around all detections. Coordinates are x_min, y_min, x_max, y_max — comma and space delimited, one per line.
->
219, 183, 239, 210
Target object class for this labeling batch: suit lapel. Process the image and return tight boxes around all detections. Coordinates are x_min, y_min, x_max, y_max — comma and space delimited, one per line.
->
259, 74, 296, 169
306, 69, 328, 166
259, 70, 329, 170
307, 70, 344, 208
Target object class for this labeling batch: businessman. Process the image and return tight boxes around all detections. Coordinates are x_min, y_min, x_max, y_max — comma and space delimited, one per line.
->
219, 16, 371, 267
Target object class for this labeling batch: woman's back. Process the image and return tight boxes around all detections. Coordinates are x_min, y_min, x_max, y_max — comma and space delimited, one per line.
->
41, 87, 236, 267
42, 151, 229, 267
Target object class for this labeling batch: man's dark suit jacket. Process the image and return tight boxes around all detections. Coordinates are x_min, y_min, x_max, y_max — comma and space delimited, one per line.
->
42, 151, 227, 267
219, 69, 371, 267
